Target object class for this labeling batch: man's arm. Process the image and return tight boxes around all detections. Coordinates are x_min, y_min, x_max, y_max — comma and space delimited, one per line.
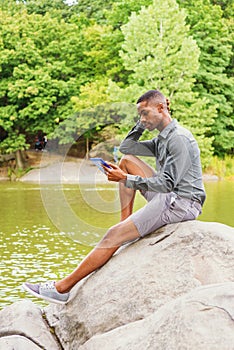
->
125, 135, 192, 193
119, 121, 155, 157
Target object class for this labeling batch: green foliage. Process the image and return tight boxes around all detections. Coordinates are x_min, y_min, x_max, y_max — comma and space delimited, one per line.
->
0, 8, 88, 153
210, 0, 234, 17
71, 0, 114, 23
22, 0, 69, 16
108, 0, 214, 166
106, 0, 153, 28
120, 0, 200, 93
0, 0, 232, 166
0, 133, 28, 154
81, 23, 126, 82
51, 102, 137, 146
7, 164, 33, 181
71, 79, 111, 111
177, 0, 234, 156
204, 155, 234, 178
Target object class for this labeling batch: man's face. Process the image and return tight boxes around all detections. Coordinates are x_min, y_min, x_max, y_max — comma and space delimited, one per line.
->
137, 101, 163, 131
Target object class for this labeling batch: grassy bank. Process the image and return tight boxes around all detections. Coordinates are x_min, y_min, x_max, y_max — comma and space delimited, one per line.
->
204, 155, 234, 180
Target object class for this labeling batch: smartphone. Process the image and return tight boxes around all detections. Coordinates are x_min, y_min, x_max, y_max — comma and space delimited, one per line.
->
90, 158, 112, 173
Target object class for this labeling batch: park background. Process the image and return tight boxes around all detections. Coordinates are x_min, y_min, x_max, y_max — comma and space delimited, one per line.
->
0, 0, 233, 307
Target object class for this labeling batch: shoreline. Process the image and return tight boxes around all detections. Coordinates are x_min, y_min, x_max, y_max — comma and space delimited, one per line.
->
0, 151, 229, 184
0, 165, 221, 184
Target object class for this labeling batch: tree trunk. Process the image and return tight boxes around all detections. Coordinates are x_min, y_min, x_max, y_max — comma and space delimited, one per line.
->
15, 150, 27, 169
86, 137, 89, 159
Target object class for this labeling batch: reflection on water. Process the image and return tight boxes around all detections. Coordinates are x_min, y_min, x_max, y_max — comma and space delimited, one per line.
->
40, 183, 120, 246
0, 180, 233, 308
199, 180, 234, 227
0, 183, 120, 308
0, 225, 91, 308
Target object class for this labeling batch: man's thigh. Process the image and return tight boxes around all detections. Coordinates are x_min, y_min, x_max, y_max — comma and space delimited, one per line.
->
129, 192, 200, 237
130, 192, 170, 237
102, 193, 201, 245
119, 155, 156, 178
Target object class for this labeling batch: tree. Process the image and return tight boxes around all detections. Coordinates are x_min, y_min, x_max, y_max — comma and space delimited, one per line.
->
71, 0, 114, 23
108, 0, 215, 165
51, 100, 136, 158
0, 7, 88, 161
21, 0, 69, 15
107, 0, 152, 27
177, 0, 234, 156
210, 0, 234, 16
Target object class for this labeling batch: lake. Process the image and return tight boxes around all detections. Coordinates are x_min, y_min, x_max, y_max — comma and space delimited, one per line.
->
0, 180, 233, 308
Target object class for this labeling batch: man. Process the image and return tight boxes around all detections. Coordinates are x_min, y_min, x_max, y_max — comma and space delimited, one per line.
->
23, 89, 206, 304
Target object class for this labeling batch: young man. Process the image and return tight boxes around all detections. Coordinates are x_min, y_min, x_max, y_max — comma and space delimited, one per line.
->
23, 90, 206, 304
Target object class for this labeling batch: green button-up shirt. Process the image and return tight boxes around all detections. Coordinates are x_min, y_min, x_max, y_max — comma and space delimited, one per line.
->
119, 119, 206, 205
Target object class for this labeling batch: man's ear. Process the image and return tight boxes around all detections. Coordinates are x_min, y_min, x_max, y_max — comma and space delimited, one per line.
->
157, 103, 164, 113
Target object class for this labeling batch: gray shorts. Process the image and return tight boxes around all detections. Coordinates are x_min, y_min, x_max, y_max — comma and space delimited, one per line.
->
130, 191, 202, 237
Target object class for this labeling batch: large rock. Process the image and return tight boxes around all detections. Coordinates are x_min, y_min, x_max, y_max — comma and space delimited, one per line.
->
89, 139, 119, 161
79, 282, 234, 350
0, 300, 61, 350
44, 221, 234, 349
20, 159, 108, 184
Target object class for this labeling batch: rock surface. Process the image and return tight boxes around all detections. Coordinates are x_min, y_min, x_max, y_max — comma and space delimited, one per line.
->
20, 158, 108, 184
44, 220, 234, 349
0, 300, 61, 350
0, 221, 233, 349
89, 139, 119, 161
0, 336, 43, 350
79, 282, 234, 350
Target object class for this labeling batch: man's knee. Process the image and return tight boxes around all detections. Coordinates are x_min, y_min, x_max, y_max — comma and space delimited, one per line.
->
119, 154, 155, 178
99, 225, 122, 248
119, 154, 139, 170
98, 219, 140, 249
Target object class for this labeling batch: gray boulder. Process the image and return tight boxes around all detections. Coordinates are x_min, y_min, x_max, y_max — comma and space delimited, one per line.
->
89, 139, 119, 161
79, 282, 234, 350
44, 221, 234, 349
0, 336, 42, 350
0, 300, 61, 350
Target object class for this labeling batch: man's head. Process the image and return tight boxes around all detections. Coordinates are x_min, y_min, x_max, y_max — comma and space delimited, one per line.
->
137, 90, 171, 132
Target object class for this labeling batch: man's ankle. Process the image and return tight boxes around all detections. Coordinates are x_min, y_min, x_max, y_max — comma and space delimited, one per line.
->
55, 281, 69, 294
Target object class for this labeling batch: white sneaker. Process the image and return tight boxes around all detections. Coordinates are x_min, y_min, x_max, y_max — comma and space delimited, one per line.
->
22, 281, 69, 305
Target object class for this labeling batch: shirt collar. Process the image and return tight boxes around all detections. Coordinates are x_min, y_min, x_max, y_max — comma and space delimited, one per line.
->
158, 119, 177, 140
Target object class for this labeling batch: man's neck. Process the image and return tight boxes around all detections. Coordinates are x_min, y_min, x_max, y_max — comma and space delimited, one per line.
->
157, 115, 172, 132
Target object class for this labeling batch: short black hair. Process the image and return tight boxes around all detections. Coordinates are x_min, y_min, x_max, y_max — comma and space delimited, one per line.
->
137, 90, 166, 104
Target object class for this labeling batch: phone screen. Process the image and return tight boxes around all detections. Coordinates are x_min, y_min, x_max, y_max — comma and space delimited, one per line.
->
90, 158, 111, 173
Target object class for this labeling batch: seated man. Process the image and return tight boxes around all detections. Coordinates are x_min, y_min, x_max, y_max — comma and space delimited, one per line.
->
23, 89, 206, 304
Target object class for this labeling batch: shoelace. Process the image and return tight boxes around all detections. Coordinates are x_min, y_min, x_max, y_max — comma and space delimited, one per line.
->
42, 281, 55, 290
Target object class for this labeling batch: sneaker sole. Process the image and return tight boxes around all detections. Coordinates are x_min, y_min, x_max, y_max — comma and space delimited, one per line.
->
22, 283, 68, 305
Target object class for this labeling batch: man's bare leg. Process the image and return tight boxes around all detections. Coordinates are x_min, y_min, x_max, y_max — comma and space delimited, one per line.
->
55, 156, 155, 293
55, 219, 140, 293
118, 155, 156, 221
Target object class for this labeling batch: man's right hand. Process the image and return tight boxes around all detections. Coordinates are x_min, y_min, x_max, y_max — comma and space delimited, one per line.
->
102, 162, 127, 183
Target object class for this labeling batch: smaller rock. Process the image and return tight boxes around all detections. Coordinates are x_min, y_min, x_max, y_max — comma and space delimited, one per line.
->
0, 335, 42, 350
89, 139, 119, 161
0, 300, 61, 350
202, 174, 219, 181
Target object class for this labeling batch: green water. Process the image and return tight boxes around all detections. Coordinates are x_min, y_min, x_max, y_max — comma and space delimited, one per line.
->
0, 180, 233, 309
